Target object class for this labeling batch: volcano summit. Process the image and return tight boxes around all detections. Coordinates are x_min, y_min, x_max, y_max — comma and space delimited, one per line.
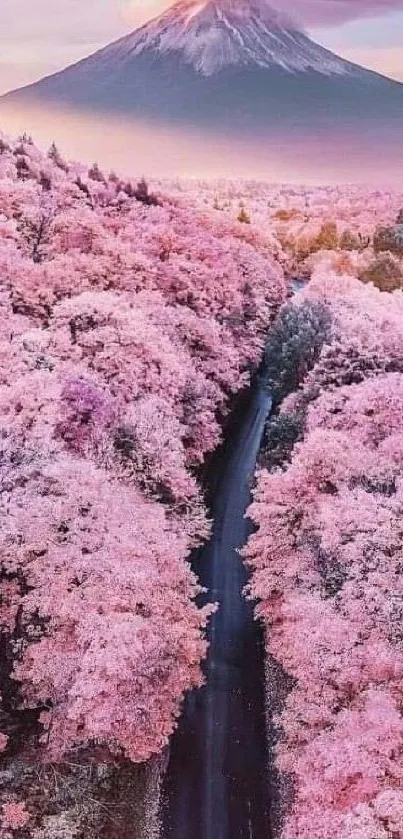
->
112, 0, 354, 78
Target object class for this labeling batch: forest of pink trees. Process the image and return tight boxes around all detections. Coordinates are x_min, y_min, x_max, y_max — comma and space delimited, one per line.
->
0, 132, 284, 785
246, 273, 403, 838
1, 128, 403, 838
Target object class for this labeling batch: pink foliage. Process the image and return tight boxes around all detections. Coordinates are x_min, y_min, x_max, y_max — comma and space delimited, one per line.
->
1, 802, 30, 830
0, 130, 284, 763
56, 376, 117, 454
7, 458, 211, 761
246, 274, 403, 838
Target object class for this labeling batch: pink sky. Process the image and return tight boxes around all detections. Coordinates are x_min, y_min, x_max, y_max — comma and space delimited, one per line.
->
124, 0, 403, 26
0, 0, 402, 95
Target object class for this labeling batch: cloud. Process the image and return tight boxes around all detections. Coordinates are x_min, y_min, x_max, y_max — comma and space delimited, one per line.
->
1, 1, 403, 43
285, 0, 403, 26
124, 0, 403, 27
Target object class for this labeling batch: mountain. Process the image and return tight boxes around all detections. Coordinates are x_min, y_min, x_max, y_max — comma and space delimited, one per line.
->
3, 0, 403, 149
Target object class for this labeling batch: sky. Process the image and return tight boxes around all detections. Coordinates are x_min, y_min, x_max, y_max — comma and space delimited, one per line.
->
0, 0, 402, 96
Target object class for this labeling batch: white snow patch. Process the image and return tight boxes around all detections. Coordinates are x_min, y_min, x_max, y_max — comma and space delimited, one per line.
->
109, 0, 355, 78
184, 1, 208, 23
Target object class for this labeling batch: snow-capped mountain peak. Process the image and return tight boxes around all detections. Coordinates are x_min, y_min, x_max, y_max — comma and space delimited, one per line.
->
118, 0, 353, 77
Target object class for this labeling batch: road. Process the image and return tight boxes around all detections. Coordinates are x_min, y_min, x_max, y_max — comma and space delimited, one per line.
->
162, 379, 273, 839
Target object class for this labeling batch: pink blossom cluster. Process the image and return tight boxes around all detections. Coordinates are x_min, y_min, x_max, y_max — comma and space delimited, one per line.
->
246, 272, 403, 838
0, 802, 30, 839
0, 131, 284, 762
161, 178, 403, 243
1, 802, 30, 832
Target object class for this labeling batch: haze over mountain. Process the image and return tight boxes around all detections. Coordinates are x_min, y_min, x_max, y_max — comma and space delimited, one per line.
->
2, 0, 403, 179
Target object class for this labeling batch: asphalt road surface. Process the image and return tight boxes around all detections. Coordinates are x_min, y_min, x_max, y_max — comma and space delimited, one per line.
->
162, 380, 273, 839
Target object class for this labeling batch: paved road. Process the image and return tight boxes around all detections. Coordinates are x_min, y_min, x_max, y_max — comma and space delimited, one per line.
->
162, 381, 273, 839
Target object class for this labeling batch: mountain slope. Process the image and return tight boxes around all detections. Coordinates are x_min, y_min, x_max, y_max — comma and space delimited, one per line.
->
2, 0, 403, 142
106, 0, 354, 77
